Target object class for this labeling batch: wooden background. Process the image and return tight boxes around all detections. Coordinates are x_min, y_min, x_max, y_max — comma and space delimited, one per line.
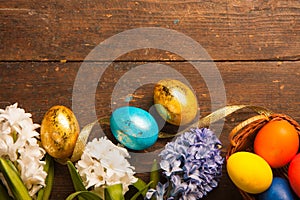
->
1, 0, 299, 199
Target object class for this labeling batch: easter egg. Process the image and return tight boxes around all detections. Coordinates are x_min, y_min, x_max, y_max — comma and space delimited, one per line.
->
110, 106, 159, 150
258, 177, 295, 200
288, 153, 300, 198
254, 120, 299, 168
153, 79, 198, 126
227, 151, 273, 194
41, 105, 80, 159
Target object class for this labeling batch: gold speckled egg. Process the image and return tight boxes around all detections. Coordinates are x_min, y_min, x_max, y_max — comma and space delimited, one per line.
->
41, 105, 80, 159
153, 79, 198, 126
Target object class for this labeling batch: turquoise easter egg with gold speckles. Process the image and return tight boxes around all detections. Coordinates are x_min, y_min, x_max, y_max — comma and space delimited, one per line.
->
110, 106, 159, 150
153, 79, 198, 126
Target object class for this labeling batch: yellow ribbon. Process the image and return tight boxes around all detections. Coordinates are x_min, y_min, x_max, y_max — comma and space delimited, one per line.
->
158, 105, 273, 138
67, 105, 273, 162
55, 118, 110, 164
228, 114, 269, 146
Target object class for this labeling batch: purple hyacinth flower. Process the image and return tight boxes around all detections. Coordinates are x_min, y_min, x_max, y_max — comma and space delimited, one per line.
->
155, 127, 224, 199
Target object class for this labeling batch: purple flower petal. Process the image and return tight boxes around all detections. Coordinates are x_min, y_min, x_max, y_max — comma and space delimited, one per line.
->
160, 128, 224, 199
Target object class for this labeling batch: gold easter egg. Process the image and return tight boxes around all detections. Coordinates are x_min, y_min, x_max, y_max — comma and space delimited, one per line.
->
153, 79, 198, 126
41, 105, 80, 159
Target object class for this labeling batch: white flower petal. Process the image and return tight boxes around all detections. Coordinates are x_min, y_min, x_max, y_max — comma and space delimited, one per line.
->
76, 137, 137, 194
0, 104, 46, 198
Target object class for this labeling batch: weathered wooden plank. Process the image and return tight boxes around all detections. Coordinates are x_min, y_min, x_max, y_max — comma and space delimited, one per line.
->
1, 61, 299, 121
0, 60, 299, 199
1, 60, 300, 137
0, 62, 300, 120
1, 0, 299, 61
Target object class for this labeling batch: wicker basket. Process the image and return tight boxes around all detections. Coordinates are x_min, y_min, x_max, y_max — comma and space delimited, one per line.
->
226, 113, 300, 200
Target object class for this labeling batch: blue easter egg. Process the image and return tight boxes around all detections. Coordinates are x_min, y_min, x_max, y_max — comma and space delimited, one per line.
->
258, 177, 295, 200
110, 106, 159, 150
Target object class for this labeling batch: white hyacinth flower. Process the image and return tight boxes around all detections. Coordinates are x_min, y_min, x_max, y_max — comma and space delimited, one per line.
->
76, 137, 137, 196
0, 103, 47, 198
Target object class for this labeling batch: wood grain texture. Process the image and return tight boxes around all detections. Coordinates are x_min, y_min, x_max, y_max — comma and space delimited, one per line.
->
1, 0, 300, 61
0, 61, 299, 199
1, 0, 300, 199
1, 61, 299, 122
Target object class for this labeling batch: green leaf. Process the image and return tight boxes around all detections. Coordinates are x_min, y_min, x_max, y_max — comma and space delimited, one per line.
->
66, 191, 102, 200
132, 178, 148, 197
67, 161, 86, 191
0, 180, 12, 200
0, 158, 31, 200
105, 184, 124, 200
130, 181, 153, 200
150, 160, 159, 189
37, 154, 54, 200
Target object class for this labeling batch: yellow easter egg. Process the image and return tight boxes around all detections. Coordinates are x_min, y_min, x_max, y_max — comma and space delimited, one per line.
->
41, 105, 80, 159
153, 79, 198, 126
227, 151, 273, 194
